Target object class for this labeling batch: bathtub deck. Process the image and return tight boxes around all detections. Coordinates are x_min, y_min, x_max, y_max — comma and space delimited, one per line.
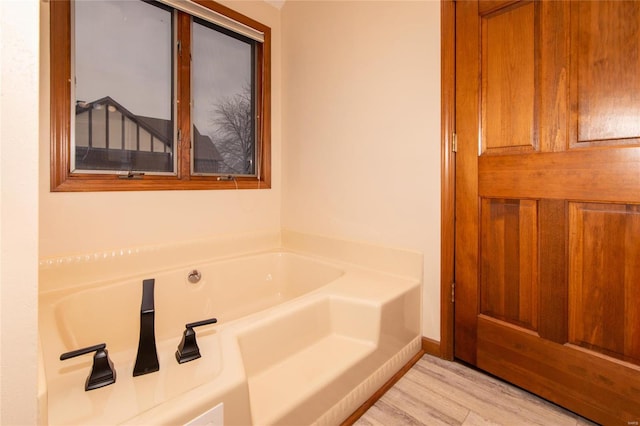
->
248, 333, 376, 425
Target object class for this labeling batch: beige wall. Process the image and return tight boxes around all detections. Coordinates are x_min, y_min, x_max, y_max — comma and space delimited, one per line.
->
281, 0, 441, 339
39, 0, 282, 258
0, 0, 442, 421
0, 0, 40, 423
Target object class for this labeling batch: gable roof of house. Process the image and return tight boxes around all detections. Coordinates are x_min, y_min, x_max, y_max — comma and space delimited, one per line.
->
76, 96, 171, 146
193, 125, 223, 161
76, 96, 223, 162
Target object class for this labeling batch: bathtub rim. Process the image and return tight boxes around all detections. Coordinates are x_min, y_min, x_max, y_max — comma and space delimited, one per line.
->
38, 248, 346, 298
39, 229, 424, 294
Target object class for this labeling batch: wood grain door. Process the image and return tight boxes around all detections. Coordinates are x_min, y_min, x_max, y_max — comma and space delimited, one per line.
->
454, 1, 640, 423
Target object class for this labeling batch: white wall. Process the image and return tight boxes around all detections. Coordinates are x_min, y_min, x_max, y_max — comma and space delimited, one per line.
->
39, 1, 282, 259
0, 0, 40, 423
281, 0, 441, 339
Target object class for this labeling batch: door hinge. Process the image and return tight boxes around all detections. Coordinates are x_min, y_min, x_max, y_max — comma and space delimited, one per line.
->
452, 133, 458, 152
451, 282, 455, 303
177, 40, 182, 57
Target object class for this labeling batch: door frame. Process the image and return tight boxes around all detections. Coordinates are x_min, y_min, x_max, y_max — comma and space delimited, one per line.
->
440, 0, 455, 360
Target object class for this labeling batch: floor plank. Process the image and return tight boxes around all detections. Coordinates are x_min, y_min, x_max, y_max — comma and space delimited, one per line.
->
355, 354, 597, 426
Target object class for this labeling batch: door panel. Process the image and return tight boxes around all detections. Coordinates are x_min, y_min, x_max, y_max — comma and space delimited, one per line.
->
573, 1, 640, 144
455, 0, 640, 423
569, 203, 640, 364
480, 198, 538, 331
482, 2, 537, 154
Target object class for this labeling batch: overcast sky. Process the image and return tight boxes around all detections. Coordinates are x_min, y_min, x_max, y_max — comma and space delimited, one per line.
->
75, 0, 250, 137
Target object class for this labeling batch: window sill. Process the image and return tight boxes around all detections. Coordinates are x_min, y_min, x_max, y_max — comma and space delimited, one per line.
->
50, 174, 271, 192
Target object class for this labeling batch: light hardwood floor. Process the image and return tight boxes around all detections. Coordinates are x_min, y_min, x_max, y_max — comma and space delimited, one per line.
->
355, 354, 597, 426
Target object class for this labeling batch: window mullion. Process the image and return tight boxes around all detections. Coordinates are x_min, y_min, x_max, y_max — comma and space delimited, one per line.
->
176, 11, 192, 180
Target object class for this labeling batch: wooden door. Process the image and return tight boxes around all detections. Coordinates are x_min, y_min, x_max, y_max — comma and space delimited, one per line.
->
454, 1, 640, 423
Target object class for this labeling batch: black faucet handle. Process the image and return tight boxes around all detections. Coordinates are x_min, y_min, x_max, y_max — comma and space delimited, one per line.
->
175, 317, 218, 364
186, 318, 218, 329
60, 343, 116, 391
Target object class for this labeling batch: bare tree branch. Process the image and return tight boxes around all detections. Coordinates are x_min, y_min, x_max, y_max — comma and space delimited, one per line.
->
210, 86, 254, 174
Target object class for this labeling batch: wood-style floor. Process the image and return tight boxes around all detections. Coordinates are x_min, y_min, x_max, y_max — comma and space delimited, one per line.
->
355, 354, 597, 426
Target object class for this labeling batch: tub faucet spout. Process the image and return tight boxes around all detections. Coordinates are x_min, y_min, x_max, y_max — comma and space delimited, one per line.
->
133, 278, 159, 376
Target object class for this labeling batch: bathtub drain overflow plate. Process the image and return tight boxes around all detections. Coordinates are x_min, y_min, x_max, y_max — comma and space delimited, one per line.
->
187, 270, 202, 284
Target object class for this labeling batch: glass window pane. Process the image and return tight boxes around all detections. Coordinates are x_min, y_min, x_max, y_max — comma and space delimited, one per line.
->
108, 108, 123, 150
73, 0, 174, 173
92, 107, 106, 149
123, 117, 138, 151
192, 18, 256, 175
139, 129, 151, 152
75, 110, 89, 147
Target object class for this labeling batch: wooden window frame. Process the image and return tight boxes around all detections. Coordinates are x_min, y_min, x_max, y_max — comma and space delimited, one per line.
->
50, 0, 271, 191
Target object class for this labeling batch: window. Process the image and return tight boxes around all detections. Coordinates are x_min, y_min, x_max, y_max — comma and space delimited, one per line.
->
50, 0, 271, 191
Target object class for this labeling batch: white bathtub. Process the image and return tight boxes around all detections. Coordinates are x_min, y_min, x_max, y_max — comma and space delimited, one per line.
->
39, 243, 421, 425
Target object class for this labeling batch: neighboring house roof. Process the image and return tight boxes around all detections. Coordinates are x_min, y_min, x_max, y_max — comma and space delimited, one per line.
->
76, 96, 223, 162
193, 126, 224, 162
76, 96, 171, 146
136, 115, 173, 145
